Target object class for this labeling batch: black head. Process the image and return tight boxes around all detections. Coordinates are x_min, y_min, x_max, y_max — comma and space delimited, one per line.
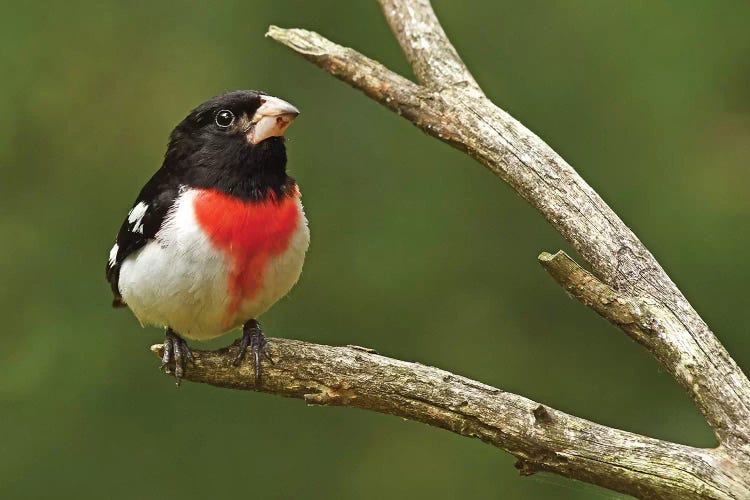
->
164, 90, 300, 200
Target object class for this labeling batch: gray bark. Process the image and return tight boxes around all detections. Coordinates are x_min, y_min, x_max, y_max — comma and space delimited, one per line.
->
153, 339, 750, 499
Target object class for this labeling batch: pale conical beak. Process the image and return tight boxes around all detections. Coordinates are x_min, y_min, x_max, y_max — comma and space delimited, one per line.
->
247, 95, 300, 144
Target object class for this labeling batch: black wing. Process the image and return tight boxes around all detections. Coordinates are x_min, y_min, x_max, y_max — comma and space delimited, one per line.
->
105, 168, 181, 307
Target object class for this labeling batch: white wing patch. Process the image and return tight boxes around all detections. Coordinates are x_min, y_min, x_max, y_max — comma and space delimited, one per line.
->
108, 243, 119, 267
127, 201, 148, 234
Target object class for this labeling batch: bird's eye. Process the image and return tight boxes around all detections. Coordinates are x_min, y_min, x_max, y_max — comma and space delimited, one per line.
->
215, 110, 235, 128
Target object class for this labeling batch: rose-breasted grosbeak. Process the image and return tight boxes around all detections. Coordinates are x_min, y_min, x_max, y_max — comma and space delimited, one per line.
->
105, 90, 309, 384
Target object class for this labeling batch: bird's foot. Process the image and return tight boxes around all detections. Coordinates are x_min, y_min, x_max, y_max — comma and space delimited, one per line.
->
233, 319, 273, 386
160, 328, 195, 386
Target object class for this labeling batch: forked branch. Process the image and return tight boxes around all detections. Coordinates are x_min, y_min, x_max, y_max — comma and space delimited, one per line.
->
155, 1, 750, 497
265, 19, 750, 450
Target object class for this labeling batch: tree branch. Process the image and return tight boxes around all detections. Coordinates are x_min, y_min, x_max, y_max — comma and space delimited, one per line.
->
378, 0, 480, 91
152, 341, 748, 499
539, 250, 704, 368
266, 3, 750, 453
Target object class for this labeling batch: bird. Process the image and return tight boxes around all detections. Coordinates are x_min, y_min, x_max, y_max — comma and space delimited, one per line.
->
105, 90, 309, 385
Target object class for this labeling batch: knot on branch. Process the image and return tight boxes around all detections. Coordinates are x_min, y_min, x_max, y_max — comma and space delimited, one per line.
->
304, 383, 358, 406
515, 451, 568, 477
533, 405, 553, 425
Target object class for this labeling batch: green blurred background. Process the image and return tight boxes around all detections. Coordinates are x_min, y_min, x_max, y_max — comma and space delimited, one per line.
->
2, 1, 749, 498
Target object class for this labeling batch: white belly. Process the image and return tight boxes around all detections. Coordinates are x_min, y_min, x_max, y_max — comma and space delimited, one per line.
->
118, 189, 310, 340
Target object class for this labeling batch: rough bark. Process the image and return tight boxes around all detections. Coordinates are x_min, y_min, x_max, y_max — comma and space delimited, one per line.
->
152, 342, 749, 500
262, 23, 750, 449
153, 1, 750, 497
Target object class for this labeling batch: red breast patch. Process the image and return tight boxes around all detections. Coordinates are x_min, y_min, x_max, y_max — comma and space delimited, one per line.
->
192, 188, 301, 322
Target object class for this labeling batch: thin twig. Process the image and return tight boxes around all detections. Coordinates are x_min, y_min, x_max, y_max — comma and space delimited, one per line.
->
539, 250, 685, 353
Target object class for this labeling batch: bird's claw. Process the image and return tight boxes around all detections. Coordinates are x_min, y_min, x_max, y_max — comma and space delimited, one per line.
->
234, 320, 271, 386
160, 328, 194, 386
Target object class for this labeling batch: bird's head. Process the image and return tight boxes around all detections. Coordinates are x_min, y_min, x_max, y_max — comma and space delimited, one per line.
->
164, 90, 300, 182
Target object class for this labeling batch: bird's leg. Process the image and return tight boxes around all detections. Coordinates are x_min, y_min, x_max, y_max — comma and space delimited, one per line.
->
160, 327, 195, 386
234, 319, 273, 386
